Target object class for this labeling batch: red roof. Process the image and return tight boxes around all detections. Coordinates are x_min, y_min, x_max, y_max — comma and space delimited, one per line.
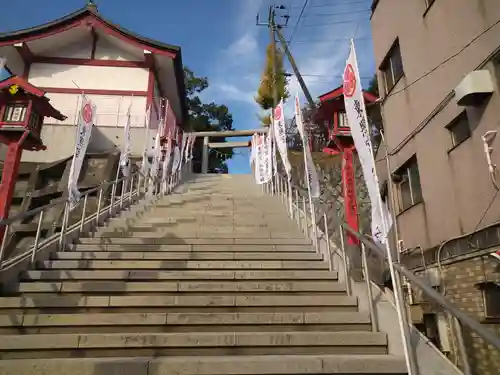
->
319, 85, 378, 103
0, 4, 187, 121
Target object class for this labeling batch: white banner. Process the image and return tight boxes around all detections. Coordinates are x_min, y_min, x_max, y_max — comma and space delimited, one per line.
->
172, 146, 181, 172
184, 134, 191, 163
250, 134, 257, 166
269, 123, 278, 177
273, 99, 292, 180
150, 126, 162, 180
295, 94, 320, 199
344, 40, 392, 245
189, 134, 196, 160
254, 134, 272, 184
161, 126, 172, 194
68, 96, 95, 210
178, 133, 187, 172
141, 105, 152, 176
119, 102, 132, 177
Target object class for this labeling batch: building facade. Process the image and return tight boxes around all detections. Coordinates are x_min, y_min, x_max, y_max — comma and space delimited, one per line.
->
0, 3, 186, 163
371, 1, 500, 374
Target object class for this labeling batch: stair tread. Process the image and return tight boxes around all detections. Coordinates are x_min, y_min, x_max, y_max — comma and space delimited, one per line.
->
0, 311, 371, 327
22, 270, 338, 281
0, 354, 408, 374
0, 331, 388, 350
14, 280, 345, 293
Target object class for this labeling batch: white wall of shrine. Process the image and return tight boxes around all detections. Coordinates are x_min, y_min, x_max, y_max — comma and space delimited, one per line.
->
28, 63, 148, 91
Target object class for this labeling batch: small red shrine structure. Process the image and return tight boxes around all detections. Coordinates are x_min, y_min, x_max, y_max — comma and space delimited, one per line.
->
315, 85, 378, 244
0, 75, 66, 238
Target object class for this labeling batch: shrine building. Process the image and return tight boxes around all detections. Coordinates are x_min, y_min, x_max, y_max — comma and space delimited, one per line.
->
0, 2, 186, 163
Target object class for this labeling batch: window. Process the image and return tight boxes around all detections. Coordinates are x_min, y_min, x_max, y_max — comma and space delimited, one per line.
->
394, 156, 423, 212
478, 282, 500, 318
380, 40, 404, 94
447, 111, 471, 148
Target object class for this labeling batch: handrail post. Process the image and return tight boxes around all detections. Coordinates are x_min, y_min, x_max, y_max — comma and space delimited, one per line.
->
80, 194, 88, 232
294, 189, 299, 222
96, 188, 103, 227
324, 213, 333, 271
339, 225, 352, 296
58, 202, 69, 251
109, 180, 117, 215
0, 225, 10, 263
120, 179, 126, 209
361, 242, 378, 332
128, 175, 134, 204
301, 198, 308, 237
31, 210, 45, 264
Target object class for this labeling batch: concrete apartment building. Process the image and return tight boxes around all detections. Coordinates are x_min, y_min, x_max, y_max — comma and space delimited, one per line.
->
371, 0, 500, 374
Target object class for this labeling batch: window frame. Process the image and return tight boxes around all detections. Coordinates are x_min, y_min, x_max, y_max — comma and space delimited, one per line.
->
478, 282, 500, 319
394, 156, 423, 213
446, 111, 471, 150
380, 39, 404, 95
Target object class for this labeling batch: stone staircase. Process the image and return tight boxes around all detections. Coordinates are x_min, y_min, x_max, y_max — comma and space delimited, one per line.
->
0, 175, 407, 374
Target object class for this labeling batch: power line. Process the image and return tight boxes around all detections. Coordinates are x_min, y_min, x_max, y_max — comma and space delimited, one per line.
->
287, 0, 309, 44
386, 18, 500, 100
386, 18, 500, 156
292, 36, 371, 43
302, 19, 368, 27
292, 1, 369, 8
303, 9, 371, 17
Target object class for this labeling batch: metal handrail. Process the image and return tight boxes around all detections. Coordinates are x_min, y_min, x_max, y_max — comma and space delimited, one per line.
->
342, 223, 500, 350
0, 173, 135, 227
0, 159, 193, 270
270, 173, 500, 352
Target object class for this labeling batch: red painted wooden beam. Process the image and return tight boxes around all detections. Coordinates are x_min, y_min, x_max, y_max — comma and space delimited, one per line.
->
32, 56, 147, 68
144, 52, 165, 98
90, 28, 98, 59
14, 42, 34, 63
39, 87, 147, 96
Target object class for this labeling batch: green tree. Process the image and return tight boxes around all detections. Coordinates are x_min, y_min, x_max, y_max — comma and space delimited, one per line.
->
366, 74, 379, 97
255, 43, 289, 126
184, 67, 234, 173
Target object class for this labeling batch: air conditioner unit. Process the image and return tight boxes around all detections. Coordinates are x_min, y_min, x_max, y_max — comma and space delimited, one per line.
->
455, 70, 494, 106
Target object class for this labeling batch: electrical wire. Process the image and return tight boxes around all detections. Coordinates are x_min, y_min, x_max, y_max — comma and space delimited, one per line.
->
386, 19, 500, 157
287, 0, 309, 45
302, 9, 371, 17
302, 19, 367, 27
385, 18, 500, 100
292, 36, 371, 43
292, 1, 369, 8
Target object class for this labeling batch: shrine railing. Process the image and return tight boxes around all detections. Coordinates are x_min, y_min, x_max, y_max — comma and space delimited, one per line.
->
0, 159, 192, 270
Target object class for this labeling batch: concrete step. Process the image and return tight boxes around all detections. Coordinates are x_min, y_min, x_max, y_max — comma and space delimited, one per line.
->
0, 331, 388, 358
0, 355, 408, 375
78, 237, 312, 245
12, 280, 345, 294
38, 260, 329, 270
21, 269, 338, 281
71, 244, 316, 253
0, 311, 371, 333
0, 294, 358, 312
94, 231, 305, 239
51, 251, 322, 261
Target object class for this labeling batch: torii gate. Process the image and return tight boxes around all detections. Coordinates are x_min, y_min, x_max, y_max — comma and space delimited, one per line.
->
191, 129, 269, 173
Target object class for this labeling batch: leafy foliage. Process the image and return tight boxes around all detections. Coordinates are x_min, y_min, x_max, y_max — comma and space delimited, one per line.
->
366, 74, 379, 97
255, 43, 289, 126
184, 67, 234, 173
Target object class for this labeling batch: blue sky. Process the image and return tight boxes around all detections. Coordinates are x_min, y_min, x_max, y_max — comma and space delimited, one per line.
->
0, 0, 375, 174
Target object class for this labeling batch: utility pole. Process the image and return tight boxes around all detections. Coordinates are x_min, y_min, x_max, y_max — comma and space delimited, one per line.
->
269, 7, 279, 110
257, 5, 287, 111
